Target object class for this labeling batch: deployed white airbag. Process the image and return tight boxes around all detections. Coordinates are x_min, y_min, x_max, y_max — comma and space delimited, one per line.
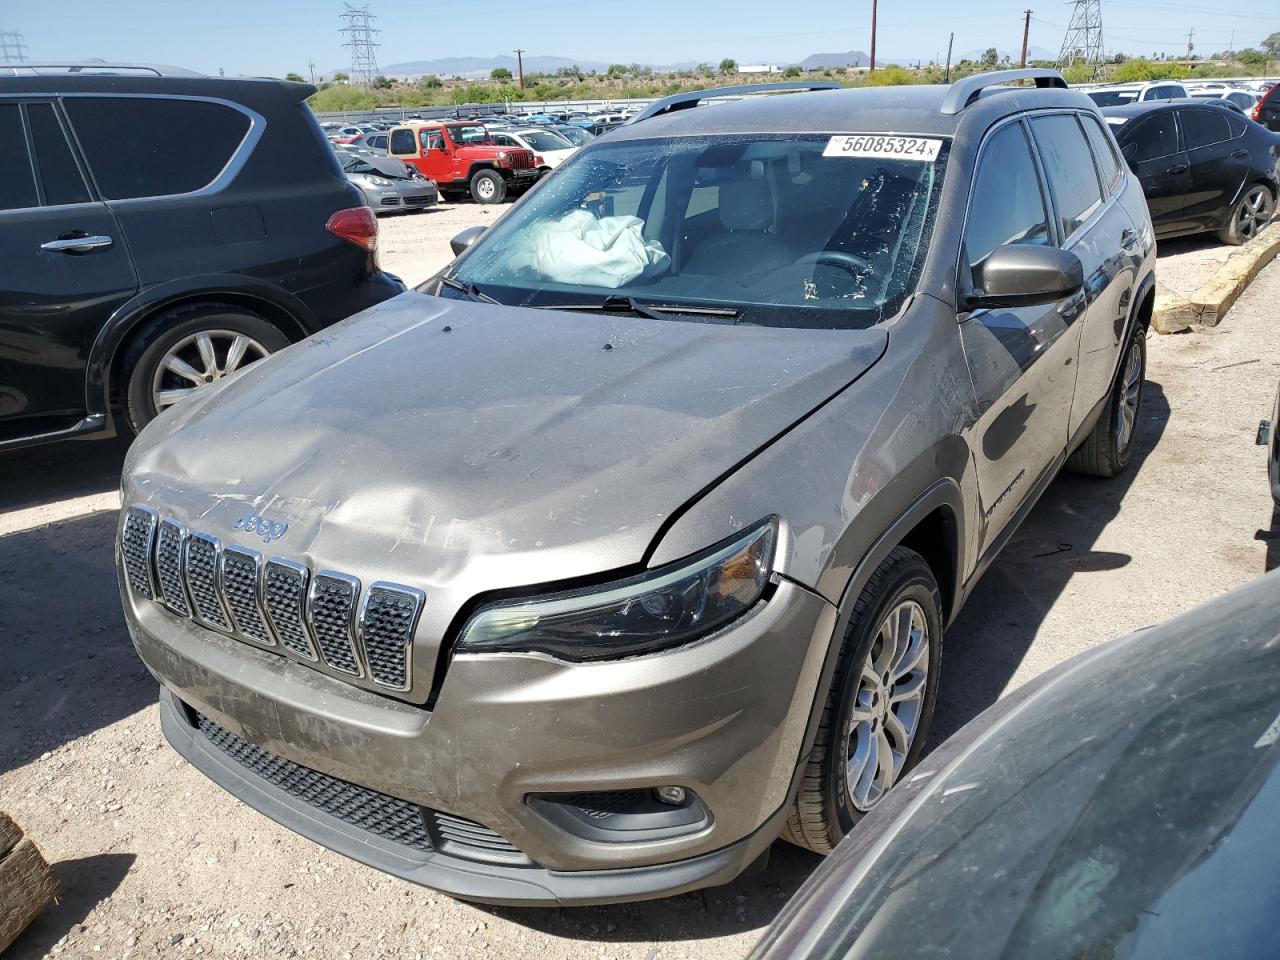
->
514, 210, 670, 288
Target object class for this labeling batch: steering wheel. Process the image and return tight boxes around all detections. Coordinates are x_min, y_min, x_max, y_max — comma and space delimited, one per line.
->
792, 251, 872, 277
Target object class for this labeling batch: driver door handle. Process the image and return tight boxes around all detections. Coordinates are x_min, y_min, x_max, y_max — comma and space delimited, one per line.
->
41, 235, 113, 254
1165, 163, 1189, 175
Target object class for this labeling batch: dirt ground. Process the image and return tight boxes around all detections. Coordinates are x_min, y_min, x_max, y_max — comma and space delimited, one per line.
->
2, 219, 1278, 960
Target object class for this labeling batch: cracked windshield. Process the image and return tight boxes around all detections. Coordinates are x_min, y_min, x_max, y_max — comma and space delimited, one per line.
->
450, 135, 946, 327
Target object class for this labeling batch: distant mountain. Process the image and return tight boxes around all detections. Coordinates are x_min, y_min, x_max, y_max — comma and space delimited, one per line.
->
800, 50, 870, 69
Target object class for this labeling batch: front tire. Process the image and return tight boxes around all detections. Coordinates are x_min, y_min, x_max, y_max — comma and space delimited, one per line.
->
783, 546, 943, 853
1218, 183, 1275, 245
121, 302, 290, 434
1067, 326, 1146, 478
469, 169, 506, 204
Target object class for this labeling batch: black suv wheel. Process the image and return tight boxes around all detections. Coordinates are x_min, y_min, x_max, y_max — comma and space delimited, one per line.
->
121, 302, 290, 434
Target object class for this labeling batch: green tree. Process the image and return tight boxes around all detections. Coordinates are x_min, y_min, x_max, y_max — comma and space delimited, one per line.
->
606, 63, 630, 77
719, 58, 738, 74
1062, 63, 1093, 85
491, 67, 512, 81
981, 47, 999, 68
696, 62, 714, 76
372, 75, 392, 89
332, 71, 349, 83
419, 74, 443, 89
1263, 32, 1280, 61
1239, 48, 1267, 69
284, 71, 305, 82
867, 65, 916, 86
783, 65, 801, 77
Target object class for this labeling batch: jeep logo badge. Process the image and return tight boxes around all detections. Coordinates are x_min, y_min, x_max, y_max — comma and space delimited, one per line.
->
232, 510, 289, 544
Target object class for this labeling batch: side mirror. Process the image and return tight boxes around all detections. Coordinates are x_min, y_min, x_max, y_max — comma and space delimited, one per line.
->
966, 245, 1084, 310
450, 225, 485, 257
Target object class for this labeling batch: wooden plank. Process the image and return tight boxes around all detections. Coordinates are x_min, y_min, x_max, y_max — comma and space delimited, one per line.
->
0, 813, 20, 860
0, 837, 59, 954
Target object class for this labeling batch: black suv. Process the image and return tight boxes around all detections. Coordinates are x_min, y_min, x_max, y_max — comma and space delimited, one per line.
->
0, 63, 403, 451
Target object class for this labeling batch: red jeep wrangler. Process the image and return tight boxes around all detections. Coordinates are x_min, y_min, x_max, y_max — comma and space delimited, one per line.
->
387, 121, 537, 204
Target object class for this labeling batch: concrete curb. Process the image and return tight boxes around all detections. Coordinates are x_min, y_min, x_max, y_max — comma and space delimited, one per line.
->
1153, 223, 1280, 334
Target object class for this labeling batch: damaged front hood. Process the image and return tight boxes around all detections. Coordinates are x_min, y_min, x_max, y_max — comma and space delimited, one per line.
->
126, 291, 885, 629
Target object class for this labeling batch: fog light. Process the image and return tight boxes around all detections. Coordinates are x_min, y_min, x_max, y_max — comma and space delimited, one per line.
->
655, 785, 687, 806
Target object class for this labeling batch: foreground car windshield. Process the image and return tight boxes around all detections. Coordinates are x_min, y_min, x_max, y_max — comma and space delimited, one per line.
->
448, 134, 948, 328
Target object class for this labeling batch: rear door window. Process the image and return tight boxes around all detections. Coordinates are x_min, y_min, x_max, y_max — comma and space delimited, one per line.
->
1029, 114, 1104, 238
26, 103, 91, 206
1179, 109, 1232, 149
965, 121, 1052, 270
0, 103, 37, 210
63, 96, 251, 200
1125, 113, 1180, 161
1079, 113, 1122, 192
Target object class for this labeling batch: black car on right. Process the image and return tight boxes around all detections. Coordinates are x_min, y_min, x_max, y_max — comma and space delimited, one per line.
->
1102, 99, 1280, 244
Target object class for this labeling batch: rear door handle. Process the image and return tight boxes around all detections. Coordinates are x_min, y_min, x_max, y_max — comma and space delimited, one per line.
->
41, 235, 113, 253
1165, 163, 1189, 175
1230, 148, 1249, 159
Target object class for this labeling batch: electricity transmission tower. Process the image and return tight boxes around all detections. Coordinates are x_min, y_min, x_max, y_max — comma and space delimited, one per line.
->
1056, 0, 1105, 77
0, 30, 30, 64
339, 3, 381, 87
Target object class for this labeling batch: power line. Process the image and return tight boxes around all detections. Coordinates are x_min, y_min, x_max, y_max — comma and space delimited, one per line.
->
339, 3, 381, 87
1057, 0, 1105, 77
0, 30, 29, 65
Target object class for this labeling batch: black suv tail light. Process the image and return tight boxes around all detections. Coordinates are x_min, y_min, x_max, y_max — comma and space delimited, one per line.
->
326, 206, 378, 252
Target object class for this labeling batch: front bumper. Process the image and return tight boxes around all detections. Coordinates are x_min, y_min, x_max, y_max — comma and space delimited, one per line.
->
363, 182, 439, 214
127, 578, 836, 904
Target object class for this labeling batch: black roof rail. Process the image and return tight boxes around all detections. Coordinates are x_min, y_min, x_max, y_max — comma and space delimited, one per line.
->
0, 62, 204, 78
629, 81, 844, 124
939, 68, 1068, 115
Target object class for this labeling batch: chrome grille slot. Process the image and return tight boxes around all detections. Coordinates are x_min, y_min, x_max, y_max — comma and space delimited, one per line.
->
220, 546, 273, 646
120, 506, 158, 601
307, 571, 363, 676
359, 583, 424, 690
263, 558, 317, 660
185, 533, 230, 630
154, 518, 190, 617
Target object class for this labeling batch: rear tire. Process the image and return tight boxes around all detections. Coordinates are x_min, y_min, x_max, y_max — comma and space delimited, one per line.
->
1067, 326, 1146, 478
782, 546, 942, 853
470, 169, 506, 204
1218, 183, 1274, 245
121, 302, 290, 434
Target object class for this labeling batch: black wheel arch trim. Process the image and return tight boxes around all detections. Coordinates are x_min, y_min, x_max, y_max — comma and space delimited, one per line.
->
780, 477, 966, 816
85, 274, 317, 415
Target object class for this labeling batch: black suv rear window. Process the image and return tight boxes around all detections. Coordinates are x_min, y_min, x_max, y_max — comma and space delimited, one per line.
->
64, 97, 251, 200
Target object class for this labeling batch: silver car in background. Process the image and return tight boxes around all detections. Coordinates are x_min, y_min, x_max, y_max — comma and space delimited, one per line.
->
341, 154, 438, 215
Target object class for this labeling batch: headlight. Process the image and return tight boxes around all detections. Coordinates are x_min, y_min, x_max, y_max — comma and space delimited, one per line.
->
496, 151, 510, 163
365, 176, 394, 186
457, 521, 776, 661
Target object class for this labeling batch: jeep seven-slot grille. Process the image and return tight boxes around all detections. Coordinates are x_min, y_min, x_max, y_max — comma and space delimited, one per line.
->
121, 506, 425, 694
193, 712, 529, 864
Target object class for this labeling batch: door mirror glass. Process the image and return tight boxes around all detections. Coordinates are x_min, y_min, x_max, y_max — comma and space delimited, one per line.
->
450, 225, 485, 256
967, 245, 1084, 309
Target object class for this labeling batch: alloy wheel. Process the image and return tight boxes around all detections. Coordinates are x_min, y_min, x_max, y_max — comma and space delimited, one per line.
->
1115, 338, 1143, 454
151, 329, 270, 411
845, 599, 931, 812
1237, 186, 1275, 242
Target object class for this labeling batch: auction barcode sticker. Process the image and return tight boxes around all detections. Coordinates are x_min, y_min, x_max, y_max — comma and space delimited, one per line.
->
823, 135, 943, 161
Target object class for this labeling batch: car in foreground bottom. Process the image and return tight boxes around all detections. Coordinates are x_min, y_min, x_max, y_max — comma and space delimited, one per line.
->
117, 71, 1155, 905
751, 569, 1280, 959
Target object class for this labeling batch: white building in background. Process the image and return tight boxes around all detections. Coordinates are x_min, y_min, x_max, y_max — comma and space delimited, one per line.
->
739, 64, 782, 74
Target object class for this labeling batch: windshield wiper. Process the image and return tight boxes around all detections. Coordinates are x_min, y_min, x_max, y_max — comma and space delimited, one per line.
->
535, 296, 740, 323
439, 275, 500, 304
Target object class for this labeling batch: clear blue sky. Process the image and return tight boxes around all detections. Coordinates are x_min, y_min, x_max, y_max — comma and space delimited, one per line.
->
8, 0, 1279, 75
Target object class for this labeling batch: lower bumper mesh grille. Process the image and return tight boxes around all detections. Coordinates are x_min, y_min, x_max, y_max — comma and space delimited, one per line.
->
196, 713, 432, 851
192, 712, 530, 865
